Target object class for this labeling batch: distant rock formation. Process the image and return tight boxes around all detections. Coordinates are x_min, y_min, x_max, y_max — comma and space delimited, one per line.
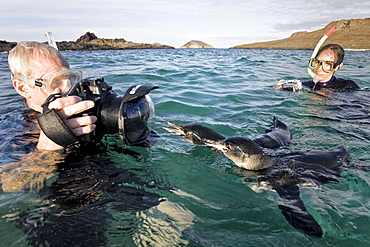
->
76, 32, 99, 43
180, 40, 214, 48
0, 40, 16, 52
231, 18, 370, 50
0, 32, 174, 52
57, 32, 174, 50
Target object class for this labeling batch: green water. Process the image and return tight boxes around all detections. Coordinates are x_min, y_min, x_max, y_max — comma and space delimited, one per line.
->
0, 49, 369, 246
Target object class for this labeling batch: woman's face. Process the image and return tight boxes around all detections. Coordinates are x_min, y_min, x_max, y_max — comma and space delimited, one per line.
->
314, 49, 338, 83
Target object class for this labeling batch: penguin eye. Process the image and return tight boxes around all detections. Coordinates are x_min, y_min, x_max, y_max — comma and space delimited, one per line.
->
184, 131, 193, 137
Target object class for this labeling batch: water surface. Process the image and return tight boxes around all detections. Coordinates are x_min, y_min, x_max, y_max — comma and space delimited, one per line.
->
0, 49, 369, 246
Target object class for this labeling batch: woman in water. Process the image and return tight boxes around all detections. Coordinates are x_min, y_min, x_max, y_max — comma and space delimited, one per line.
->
275, 44, 360, 91
303, 43, 359, 90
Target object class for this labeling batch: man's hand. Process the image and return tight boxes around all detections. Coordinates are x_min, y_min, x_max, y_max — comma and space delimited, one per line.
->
37, 88, 97, 151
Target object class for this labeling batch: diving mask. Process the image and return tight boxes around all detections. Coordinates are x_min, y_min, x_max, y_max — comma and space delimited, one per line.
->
308, 58, 340, 73
19, 69, 82, 93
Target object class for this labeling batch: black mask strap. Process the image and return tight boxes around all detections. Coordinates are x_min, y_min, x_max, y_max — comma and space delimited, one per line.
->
41, 93, 63, 113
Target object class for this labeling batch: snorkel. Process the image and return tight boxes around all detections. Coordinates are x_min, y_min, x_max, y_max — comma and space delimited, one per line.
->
45, 32, 59, 50
307, 27, 336, 80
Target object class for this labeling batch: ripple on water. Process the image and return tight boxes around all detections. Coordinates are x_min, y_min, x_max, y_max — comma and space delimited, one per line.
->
0, 49, 370, 246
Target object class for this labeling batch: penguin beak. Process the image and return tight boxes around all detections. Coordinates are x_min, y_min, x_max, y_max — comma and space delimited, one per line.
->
163, 121, 186, 136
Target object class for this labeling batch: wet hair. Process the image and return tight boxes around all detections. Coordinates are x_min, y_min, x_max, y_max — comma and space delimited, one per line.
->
317, 44, 345, 65
8, 41, 69, 81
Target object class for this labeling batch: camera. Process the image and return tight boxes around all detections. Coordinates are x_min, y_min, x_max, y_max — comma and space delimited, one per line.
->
37, 77, 159, 148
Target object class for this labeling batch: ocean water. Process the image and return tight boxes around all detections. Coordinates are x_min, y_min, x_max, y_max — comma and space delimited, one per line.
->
0, 48, 369, 246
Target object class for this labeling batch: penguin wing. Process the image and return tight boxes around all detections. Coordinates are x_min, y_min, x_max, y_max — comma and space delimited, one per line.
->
271, 180, 323, 237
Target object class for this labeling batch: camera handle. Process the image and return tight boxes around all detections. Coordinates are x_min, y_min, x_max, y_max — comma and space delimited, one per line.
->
37, 92, 80, 148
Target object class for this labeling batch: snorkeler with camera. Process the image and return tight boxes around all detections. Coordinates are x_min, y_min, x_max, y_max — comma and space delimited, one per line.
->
5, 42, 182, 246
8, 41, 157, 151
8, 41, 94, 150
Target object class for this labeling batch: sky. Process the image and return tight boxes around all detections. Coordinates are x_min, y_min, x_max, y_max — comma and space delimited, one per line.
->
1, 0, 369, 48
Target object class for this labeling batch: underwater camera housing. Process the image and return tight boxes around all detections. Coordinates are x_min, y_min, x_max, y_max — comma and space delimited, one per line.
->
37, 77, 159, 148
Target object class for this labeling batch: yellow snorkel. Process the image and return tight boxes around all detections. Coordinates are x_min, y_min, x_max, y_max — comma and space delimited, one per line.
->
307, 27, 336, 79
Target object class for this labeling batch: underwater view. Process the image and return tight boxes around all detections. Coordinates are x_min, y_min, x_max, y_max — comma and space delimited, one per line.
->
0, 48, 369, 246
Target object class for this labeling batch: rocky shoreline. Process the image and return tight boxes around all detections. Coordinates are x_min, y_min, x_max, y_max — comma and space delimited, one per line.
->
231, 18, 370, 50
0, 32, 174, 52
0, 41, 17, 52
1, 18, 369, 51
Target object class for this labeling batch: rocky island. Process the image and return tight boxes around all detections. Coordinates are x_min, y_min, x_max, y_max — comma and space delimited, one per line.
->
231, 18, 370, 50
0, 32, 174, 52
180, 40, 214, 48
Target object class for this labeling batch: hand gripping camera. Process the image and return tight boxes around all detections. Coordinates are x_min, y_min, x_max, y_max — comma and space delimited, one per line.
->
37, 77, 159, 148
